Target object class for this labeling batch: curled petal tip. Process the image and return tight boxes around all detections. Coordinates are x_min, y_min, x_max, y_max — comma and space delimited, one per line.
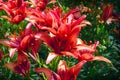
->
92, 56, 111, 63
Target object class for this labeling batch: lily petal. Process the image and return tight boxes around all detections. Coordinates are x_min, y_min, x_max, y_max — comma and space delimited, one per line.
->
0, 3, 13, 17
9, 48, 17, 58
0, 40, 19, 48
35, 68, 61, 80
57, 60, 68, 80
20, 35, 31, 49
62, 8, 79, 21
35, 32, 50, 44
71, 15, 86, 28
5, 59, 30, 77
68, 60, 87, 80
24, 23, 33, 35
76, 44, 95, 53
80, 20, 92, 27
61, 51, 78, 59
41, 26, 57, 34
46, 52, 59, 64
77, 38, 84, 45
4, 62, 17, 73
92, 56, 111, 63
101, 4, 113, 21
16, 0, 23, 7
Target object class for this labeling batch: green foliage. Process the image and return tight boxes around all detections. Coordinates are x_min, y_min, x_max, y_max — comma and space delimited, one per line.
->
0, 0, 120, 80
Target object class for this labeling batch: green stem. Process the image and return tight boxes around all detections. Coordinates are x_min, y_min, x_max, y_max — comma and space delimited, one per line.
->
36, 53, 48, 68
57, 0, 62, 8
25, 72, 33, 80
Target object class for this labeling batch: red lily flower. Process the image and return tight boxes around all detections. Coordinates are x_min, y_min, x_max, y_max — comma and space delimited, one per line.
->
26, 7, 84, 31
5, 52, 30, 77
25, 7, 62, 30
26, 7, 91, 35
101, 4, 113, 22
26, 7, 91, 33
101, 4, 120, 24
34, 16, 86, 64
74, 41, 111, 63
0, 0, 26, 24
31, 7, 89, 64
0, 23, 42, 76
0, 23, 41, 60
35, 60, 87, 80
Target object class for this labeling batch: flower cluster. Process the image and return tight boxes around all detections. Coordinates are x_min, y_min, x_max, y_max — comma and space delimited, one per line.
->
0, 0, 111, 79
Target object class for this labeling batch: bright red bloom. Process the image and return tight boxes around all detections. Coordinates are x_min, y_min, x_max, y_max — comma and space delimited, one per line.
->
0, 23, 41, 60
25, 7, 62, 30
26, 7, 86, 31
74, 41, 111, 63
35, 55, 111, 80
35, 60, 87, 80
34, 40, 111, 79
33, 8, 86, 64
0, 0, 26, 24
0, 23, 42, 76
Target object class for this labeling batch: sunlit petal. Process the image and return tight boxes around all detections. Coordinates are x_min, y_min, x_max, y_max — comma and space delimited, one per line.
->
77, 38, 84, 45
9, 48, 17, 58
92, 56, 111, 63
46, 52, 59, 64
57, 60, 68, 79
